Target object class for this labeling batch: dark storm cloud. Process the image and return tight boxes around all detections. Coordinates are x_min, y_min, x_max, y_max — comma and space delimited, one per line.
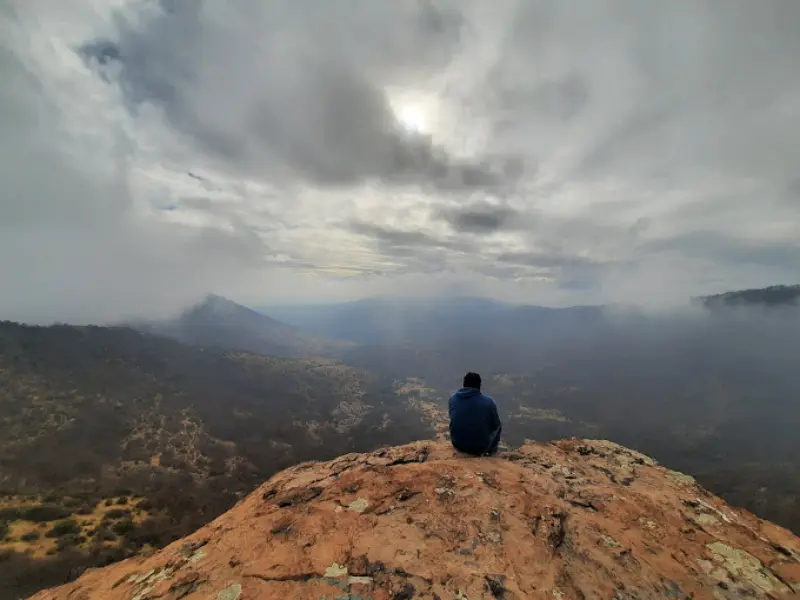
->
77, 0, 519, 193
437, 203, 521, 234
6, 0, 800, 318
346, 220, 480, 276
348, 221, 468, 252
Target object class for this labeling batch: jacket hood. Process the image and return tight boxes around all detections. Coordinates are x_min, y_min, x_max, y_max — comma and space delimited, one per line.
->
453, 387, 482, 399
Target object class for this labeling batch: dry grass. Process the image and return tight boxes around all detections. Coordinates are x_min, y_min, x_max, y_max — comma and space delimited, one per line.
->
0, 495, 151, 558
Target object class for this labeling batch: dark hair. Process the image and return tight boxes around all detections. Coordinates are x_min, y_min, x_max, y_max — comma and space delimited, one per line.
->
463, 372, 482, 390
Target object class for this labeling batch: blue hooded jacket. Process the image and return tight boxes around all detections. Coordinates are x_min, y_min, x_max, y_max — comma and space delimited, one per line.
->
448, 387, 502, 455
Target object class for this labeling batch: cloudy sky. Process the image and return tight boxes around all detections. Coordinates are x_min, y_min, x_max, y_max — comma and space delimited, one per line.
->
2, 0, 799, 323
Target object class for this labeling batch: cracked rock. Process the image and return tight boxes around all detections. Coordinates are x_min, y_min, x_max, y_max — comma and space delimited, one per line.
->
29, 441, 800, 600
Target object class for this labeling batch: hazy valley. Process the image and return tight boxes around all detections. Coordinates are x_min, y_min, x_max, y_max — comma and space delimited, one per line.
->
0, 320, 429, 596
1, 286, 799, 597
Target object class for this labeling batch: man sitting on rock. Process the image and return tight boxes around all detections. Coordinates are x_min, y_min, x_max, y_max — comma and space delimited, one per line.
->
448, 372, 502, 456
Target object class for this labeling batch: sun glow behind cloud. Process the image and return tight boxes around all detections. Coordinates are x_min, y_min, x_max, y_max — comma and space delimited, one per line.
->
387, 88, 442, 137
3, 1, 800, 322
395, 102, 429, 134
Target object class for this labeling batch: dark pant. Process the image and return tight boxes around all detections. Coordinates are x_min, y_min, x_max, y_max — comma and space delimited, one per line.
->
453, 426, 502, 456
484, 426, 502, 456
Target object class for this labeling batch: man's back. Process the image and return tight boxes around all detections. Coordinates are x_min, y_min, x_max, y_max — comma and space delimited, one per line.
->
448, 374, 502, 456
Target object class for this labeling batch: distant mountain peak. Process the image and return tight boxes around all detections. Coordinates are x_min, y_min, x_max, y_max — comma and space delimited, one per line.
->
189, 294, 264, 318
144, 294, 347, 358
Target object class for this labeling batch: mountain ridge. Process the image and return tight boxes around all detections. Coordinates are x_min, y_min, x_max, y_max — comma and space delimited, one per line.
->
264, 283, 800, 345
136, 294, 350, 358
699, 285, 800, 310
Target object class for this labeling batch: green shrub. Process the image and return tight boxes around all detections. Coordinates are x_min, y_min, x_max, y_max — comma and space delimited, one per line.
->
112, 519, 134, 536
55, 533, 84, 551
46, 519, 81, 538
136, 499, 153, 512
75, 503, 95, 515
20, 531, 40, 542
22, 505, 71, 523
116, 496, 129, 505
93, 527, 117, 542
104, 508, 130, 520
120, 517, 166, 548
0, 508, 22, 522
0, 522, 9, 540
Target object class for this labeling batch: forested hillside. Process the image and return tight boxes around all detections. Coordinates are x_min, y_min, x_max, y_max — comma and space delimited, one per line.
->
0, 322, 430, 596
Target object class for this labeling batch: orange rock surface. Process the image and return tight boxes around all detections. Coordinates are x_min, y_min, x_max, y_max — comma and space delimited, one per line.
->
32, 440, 800, 599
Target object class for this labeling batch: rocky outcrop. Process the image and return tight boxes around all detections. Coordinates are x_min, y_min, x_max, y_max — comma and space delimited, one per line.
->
32, 440, 799, 599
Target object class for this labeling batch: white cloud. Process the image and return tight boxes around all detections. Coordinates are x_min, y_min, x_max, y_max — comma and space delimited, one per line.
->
2, 0, 799, 323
